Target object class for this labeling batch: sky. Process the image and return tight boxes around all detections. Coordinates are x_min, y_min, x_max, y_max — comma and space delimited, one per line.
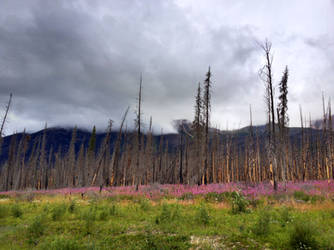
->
0, 0, 333, 134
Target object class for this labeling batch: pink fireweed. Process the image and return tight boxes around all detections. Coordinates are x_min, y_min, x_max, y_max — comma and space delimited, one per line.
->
1, 180, 333, 199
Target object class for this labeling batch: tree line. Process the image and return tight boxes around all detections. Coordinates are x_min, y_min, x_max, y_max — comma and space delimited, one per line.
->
0, 40, 333, 191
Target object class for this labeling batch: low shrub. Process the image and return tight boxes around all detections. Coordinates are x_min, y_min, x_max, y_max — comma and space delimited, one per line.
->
172, 204, 182, 220
179, 192, 195, 200
329, 210, 334, 219
81, 207, 96, 222
145, 233, 191, 250
155, 203, 182, 225
108, 223, 127, 235
155, 203, 173, 225
98, 210, 109, 221
98, 205, 117, 221
310, 195, 325, 204
280, 207, 294, 227
11, 204, 23, 218
27, 215, 46, 245
107, 194, 136, 202
0, 204, 9, 218
68, 200, 76, 213
42, 204, 50, 213
293, 191, 324, 204
49, 236, 80, 250
196, 205, 210, 225
139, 198, 151, 211
293, 191, 311, 202
40, 236, 81, 250
249, 198, 264, 208
289, 220, 318, 249
81, 206, 96, 235
0, 194, 10, 199
252, 209, 271, 236
204, 192, 232, 203
51, 203, 67, 221
110, 203, 117, 216
231, 191, 249, 214
103, 233, 191, 250
293, 191, 310, 202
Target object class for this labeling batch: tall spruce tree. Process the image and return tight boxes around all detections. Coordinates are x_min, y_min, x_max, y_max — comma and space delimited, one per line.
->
192, 82, 203, 184
203, 67, 212, 184
87, 125, 97, 182
278, 66, 289, 185
88, 126, 97, 153
278, 67, 289, 130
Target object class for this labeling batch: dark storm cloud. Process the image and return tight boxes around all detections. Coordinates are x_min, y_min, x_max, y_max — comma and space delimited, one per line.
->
0, 0, 261, 133
0, 0, 333, 134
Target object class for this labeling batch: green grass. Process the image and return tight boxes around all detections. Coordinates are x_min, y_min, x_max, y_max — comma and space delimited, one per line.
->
0, 193, 333, 249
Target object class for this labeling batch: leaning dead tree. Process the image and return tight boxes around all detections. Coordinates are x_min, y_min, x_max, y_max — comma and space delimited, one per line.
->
111, 106, 129, 186
0, 93, 13, 153
91, 120, 113, 186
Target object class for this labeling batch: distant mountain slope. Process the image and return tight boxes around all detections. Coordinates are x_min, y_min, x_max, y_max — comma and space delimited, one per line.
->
0, 125, 323, 164
0, 127, 176, 164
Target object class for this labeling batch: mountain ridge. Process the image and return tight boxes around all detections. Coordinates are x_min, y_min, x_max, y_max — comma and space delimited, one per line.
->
0, 124, 323, 164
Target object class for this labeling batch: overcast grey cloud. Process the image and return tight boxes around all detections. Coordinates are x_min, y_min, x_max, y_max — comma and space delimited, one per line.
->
0, 0, 333, 134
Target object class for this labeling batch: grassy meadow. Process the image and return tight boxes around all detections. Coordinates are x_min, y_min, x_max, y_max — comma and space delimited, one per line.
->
0, 182, 334, 249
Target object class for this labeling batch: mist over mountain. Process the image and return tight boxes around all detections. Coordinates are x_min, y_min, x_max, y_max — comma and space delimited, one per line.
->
311, 115, 334, 130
